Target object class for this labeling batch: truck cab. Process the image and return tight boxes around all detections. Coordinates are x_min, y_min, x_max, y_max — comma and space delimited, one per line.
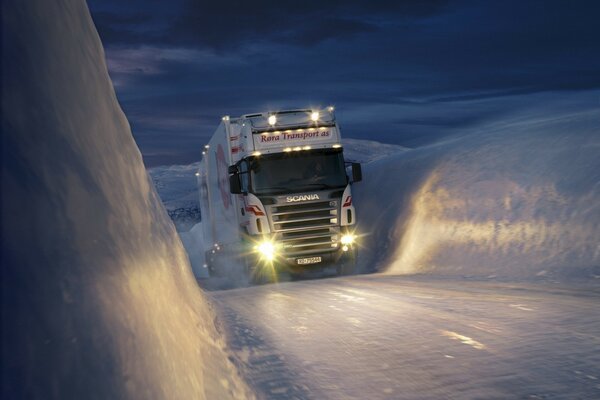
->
199, 108, 361, 280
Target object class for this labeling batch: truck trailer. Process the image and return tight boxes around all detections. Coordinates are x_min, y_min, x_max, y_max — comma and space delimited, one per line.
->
198, 107, 361, 282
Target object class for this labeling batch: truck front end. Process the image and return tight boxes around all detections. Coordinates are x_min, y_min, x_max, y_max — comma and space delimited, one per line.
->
227, 108, 362, 277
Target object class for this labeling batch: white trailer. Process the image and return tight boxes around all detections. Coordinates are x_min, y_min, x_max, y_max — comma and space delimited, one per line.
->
198, 108, 362, 281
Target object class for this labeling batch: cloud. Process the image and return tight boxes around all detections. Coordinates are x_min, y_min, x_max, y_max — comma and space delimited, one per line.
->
106, 46, 245, 83
89, 0, 451, 50
86, 0, 600, 166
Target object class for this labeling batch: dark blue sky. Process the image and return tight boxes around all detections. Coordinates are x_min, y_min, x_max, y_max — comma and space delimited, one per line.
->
86, 0, 600, 167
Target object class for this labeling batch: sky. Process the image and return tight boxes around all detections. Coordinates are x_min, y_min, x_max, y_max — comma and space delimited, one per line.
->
86, 0, 600, 167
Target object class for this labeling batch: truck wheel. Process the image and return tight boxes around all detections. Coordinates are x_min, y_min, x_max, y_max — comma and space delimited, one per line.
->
336, 249, 357, 276
336, 262, 355, 276
205, 250, 216, 277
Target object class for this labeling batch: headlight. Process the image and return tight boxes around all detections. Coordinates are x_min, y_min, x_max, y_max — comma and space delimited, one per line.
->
341, 234, 355, 245
256, 241, 276, 260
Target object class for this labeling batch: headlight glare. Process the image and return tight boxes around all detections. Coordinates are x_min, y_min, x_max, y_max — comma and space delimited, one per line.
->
256, 241, 276, 260
341, 234, 355, 245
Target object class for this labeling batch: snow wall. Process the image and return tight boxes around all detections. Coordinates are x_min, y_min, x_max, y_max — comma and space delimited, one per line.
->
1, 1, 250, 398
356, 101, 600, 282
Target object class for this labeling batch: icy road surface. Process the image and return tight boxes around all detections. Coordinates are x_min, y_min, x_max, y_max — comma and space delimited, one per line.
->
205, 275, 600, 399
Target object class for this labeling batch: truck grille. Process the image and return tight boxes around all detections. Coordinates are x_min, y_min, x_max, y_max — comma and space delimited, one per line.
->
270, 200, 339, 258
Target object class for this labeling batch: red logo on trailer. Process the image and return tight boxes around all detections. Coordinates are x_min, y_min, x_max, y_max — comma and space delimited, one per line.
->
216, 144, 230, 209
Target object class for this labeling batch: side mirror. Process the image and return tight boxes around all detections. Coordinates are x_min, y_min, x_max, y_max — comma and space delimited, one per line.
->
229, 174, 242, 194
228, 165, 239, 174
351, 162, 362, 183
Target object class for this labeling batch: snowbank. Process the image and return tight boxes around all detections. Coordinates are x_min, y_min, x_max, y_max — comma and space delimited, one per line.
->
179, 222, 209, 278
356, 102, 600, 282
1, 1, 250, 398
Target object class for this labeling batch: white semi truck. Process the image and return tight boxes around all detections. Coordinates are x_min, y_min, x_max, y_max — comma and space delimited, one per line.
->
198, 107, 361, 281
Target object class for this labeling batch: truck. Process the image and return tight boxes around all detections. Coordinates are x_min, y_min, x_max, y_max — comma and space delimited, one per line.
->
197, 107, 362, 282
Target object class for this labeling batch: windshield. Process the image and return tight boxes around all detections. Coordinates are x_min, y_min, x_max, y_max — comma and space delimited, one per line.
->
250, 150, 347, 195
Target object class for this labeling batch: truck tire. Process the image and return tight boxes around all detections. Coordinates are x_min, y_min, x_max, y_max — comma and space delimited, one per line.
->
205, 250, 216, 277
336, 249, 357, 276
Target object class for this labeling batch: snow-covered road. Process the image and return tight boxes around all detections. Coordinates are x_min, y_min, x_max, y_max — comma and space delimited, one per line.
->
206, 275, 600, 399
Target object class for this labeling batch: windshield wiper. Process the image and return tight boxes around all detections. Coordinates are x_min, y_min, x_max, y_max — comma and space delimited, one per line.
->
255, 186, 291, 194
300, 183, 345, 190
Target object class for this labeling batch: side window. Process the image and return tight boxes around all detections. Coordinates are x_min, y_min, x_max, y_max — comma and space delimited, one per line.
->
239, 160, 249, 192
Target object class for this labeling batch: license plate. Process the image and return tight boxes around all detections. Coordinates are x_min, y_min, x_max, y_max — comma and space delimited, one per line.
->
296, 256, 322, 265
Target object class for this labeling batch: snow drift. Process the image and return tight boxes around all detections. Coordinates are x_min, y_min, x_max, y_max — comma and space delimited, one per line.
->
356, 101, 600, 282
1, 1, 250, 399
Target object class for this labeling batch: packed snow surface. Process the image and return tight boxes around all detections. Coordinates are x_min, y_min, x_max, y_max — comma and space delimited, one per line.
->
1, 1, 250, 399
209, 275, 600, 399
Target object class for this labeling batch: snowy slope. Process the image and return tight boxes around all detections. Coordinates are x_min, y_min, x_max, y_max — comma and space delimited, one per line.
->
1, 1, 250, 399
355, 100, 600, 282
148, 162, 202, 231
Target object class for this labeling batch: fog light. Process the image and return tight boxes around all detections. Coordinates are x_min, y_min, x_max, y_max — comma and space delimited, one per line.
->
342, 245, 349, 252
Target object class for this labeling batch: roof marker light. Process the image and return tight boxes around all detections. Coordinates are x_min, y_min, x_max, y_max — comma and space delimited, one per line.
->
204, 144, 210, 149
222, 115, 230, 121
327, 106, 335, 112
268, 115, 277, 125
311, 111, 319, 121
